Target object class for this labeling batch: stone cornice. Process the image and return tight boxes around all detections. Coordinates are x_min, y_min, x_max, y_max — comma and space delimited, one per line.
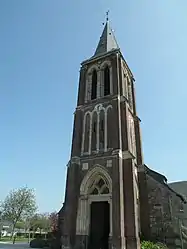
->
120, 95, 129, 104
70, 156, 81, 165
80, 152, 117, 161
75, 95, 118, 112
69, 150, 137, 166
122, 150, 136, 160
134, 115, 141, 122
112, 149, 136, 160
81, 49, 120, 66
137, 164, 146, 172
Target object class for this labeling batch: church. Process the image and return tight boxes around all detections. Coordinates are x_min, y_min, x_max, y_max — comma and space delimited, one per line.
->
57, 18, 186, 249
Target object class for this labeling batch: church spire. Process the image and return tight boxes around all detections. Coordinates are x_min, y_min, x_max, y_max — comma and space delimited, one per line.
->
93, 14, 119, 57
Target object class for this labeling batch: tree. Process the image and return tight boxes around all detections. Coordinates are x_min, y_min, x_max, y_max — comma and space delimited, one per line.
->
1, 187, 37, 243
15, 221, 25, 230
49, 212, 58, 232
40, 213, 51, 233
30, 213, 50, 234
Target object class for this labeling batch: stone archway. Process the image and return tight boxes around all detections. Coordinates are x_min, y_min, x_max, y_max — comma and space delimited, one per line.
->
76, 165, 112, 249
80, 165, 112, 195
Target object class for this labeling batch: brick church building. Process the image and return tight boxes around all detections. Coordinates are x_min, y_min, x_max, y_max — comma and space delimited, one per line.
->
58, 19, 186, 249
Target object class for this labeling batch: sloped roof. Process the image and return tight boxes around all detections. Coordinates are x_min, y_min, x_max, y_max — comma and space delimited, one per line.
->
93, 21, 119, 58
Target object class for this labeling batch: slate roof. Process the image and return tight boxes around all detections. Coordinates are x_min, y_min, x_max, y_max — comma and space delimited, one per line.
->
93, 21, 119, 58
144, 164, 186, 203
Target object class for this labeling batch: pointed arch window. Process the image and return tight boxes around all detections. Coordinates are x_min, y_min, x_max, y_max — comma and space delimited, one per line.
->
106, 107, 113, 149
91, 112, 97, 151
104, 66, 110, 96
83, 113, 90, 153
89, 176, 110, 195
129, 115, 136, 156
99, 110, 105, 150
127, 80, 133, 109
91, 70, 97, 100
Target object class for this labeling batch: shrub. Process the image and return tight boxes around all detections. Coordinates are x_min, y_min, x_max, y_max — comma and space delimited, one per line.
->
30, 238, 49, 248
141, 241, 158, 249
141, 241, 168, 249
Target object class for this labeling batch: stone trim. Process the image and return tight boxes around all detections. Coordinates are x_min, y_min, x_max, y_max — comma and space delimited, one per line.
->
66, 161, 71, 168
120, 95, 129, 103
80, 165, 112, 195
88, 195, 113, 236
122, 150, 135, 160
107, 160, 112, 168
76, 194, 113, 236
81, 104, 113, 155
100, 60, 113, 97
70, 157, 80, 165
81, 49, 120, 66
76, 198, 89, 235
76, 165, 113, 236
76, 94, 118, 112
80, 153, 118, 161
112, 149, 121, 155
82, 163, 88, 171
112, 149, 135, 160
84, 59, 113, 104
137, 164, 146, 172
128, 111, 137, 157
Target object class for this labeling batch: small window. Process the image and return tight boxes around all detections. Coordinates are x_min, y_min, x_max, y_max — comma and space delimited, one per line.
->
91, 70, 97, 100
99, 116, 104, 150
104, 66, 110, 96
91, 113, 97, 151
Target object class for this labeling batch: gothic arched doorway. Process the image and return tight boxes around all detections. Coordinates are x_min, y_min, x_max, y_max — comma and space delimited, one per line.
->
77, 166, 112, 249
88, 176, 110, 249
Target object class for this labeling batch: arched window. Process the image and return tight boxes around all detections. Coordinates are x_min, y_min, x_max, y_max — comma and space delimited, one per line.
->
128, 80, 133, 109
129, 116, 136, 156
104, 66, 110, 96
84, 113, 90, 153
107, 107, 113, 149
91, 112, 97, 151
99, 110, 105, 150
89, 176, 110, 195
91, 70, 97, 100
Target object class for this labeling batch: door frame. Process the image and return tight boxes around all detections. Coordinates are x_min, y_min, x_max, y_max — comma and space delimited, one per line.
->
88, 194, 112, 237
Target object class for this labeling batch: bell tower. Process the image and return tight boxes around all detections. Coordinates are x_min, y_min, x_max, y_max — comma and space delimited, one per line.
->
61, 18, 143, 249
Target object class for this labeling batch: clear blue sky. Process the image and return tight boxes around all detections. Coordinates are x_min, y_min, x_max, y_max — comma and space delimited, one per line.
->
0, 0, 187, 213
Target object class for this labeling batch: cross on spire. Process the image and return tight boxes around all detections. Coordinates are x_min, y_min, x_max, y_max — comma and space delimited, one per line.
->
106, 10, 109, 22
93, 12, 119, 57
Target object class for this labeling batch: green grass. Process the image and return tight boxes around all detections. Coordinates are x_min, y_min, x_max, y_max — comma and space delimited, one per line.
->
0, 237, 29, 242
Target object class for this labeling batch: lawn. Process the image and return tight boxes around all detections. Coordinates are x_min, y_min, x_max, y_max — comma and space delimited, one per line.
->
0, 237, 29, 243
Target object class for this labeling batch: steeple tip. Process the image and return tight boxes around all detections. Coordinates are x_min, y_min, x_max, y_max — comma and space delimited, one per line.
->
93, 15, 119, 58
106, 10, 109, 22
